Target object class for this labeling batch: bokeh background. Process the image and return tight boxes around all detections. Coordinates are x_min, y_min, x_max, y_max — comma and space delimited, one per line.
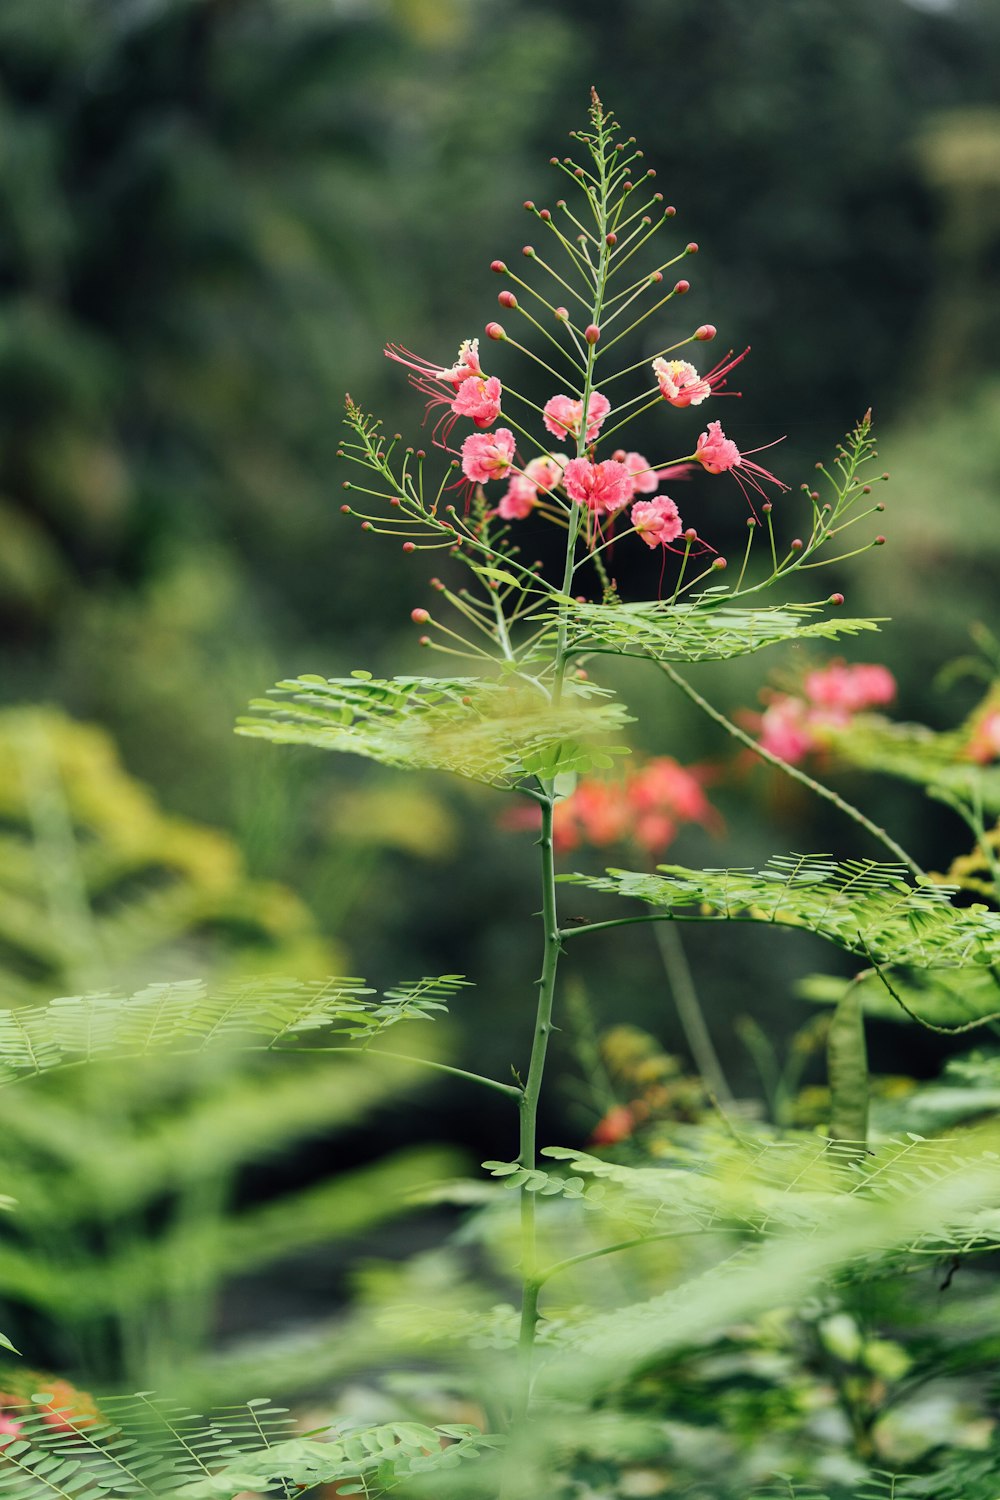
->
2, 0, 1000, 1399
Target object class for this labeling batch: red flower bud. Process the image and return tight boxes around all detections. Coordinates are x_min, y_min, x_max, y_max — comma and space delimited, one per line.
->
498, 290, 517, 309
694, 324, 717, 341
829, 593, 845, 606
554, 305, 568, 320
522, 244, 535, 257
523, 200, 535, 211
605, 232, 617, 246
674, 279, 690, 294
664, 205, 676, 216
402, 541, 416, 553
411, 608, 430, 624
686, 241, 699, 254
485, 322, 506, 340
490, 259, 507, 273
585, 323, 600, 345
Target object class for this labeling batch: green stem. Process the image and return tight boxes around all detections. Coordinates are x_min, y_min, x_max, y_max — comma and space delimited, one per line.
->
659, 661, 927, 881
534, 1226, 729, 1289
303, 1046, 523, 1100
510, 794, 563, 1427
652, 920, 734, 1107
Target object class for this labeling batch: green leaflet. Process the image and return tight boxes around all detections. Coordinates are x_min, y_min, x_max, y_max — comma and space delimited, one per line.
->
237, 672, 632, 787
533, 594, 882, 665
0, 1391, 500, 1498
827, 982, 869, 1144
562, 853, 1000, 970
827, 715, 1000, 813
0, 974, 470, 1084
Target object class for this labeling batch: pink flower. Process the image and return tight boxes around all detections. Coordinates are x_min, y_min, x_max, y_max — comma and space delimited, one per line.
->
695, 419, 787, 505
437, 338, 483, 386
562, 457, 632, 515
628, 758, 713, 825
0, 1412, 23, 1446
461, 428, 516, 484
615, 450, 659, 496
631, 495, 683, 549
804, 662, 896, 715
496, 452, 568, 521
524, 453, 568, 491
759, 695, 816, 765
498, 475, 537, 520
590, 1103, 637, 1146
543, 391, 611, 444
652, 347, 748, 407
450, 374, 502, 428
967, 708, 1000, 764
385, 339, 497, 443
694, 419, 741, 474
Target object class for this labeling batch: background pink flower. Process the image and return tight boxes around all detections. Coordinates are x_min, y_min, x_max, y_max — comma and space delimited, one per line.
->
543, 391, 611, 444
461, 428, 516, 483
498, 475, 537, 520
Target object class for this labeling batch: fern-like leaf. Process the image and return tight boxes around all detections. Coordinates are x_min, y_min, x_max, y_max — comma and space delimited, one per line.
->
0, 1392, 500, 1498
0, 975, 468, 1085
237, 672, 632, 787
533, 593, 881, 665
563, 853, 1000, 969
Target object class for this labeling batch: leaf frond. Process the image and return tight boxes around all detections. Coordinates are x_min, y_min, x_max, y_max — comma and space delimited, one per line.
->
237, 673, 632, 787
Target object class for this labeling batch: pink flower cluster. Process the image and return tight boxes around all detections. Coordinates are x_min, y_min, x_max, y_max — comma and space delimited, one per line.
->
758, 660, 897, 764
552, 756, 718, 856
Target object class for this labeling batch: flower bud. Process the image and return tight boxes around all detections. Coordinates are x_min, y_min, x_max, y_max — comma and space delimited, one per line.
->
653, 192, 663, 202
874, 535, 886, 545
829, 593, 845, 606
340, 504, 351, 513
485, 322, 506, 341
790, 538, 803, 551
411, 608, 430, 623
683, 528, 698, 541
694, 324, 717, 341
522, 244, 535, 257
711, 556, 727, 570
539, 208, 551, 221
402, 541, 416, 553
498, 290, 517, 308
685, 241, 699, 254
419, 636, 431, 647
361, 521, 372, 531
523, 200, 535, 211
650, 271, 663, 284
554, 305, 568, 320
664, 205, 676, 216
549, 156, 559, 165
490, 259, 507, 273
605, 232, 617, 246
674, 279, 690, 295
585, 323, 600, 344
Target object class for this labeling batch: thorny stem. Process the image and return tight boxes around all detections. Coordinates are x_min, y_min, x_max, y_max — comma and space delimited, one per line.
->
506, 97, 616, 1469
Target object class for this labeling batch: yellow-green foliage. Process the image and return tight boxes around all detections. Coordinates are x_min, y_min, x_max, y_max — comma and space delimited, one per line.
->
0, 706, 336, 1003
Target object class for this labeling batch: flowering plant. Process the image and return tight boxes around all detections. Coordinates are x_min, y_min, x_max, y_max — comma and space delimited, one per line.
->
229, 90, 1000, 1496
5, 89, 1000, 1500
